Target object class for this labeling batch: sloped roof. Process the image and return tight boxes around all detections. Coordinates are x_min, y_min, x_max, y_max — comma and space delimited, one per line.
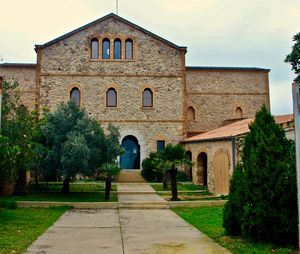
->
183, 114, 294, 143
186, 66, 270, 72
0, 63, 36, 68
35, 13, 187, 51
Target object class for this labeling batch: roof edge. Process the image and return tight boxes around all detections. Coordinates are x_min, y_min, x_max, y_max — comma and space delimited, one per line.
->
186, 66, 270, 72
181, 136, 233, 144
0, 63, 37, 68
35, 13, 186, 51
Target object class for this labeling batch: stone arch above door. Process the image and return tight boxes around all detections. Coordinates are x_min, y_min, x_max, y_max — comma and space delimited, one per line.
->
119, 129, 146, 169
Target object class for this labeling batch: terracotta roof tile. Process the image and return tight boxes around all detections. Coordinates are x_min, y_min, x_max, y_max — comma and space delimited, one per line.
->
183, 114, 294, 143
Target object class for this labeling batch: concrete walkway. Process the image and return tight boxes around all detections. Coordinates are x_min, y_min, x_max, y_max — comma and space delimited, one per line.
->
24, 183, 230, 254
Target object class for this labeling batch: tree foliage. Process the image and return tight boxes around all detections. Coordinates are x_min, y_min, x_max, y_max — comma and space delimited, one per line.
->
142, 144, 193, 200
285, 32, 300, 82
42, 100, 123, 193
1, 80, 40, 193
223, 105, 297, 245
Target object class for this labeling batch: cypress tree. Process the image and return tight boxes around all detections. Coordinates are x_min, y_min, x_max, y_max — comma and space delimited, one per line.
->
223, 105, 297, 245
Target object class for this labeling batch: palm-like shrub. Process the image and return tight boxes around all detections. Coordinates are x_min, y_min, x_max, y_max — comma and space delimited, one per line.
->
101, 162, 121, 200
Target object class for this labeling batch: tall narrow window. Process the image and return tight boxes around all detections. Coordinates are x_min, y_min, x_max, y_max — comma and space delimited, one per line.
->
102, 38, 110, 59
91, 38, 99, 59
142, 88, 153, 107
70, 88, 81, 107
106, 88, 117, 107
187, 106, 195, 121
125, 39, 133, 60
114, 39, 121, 59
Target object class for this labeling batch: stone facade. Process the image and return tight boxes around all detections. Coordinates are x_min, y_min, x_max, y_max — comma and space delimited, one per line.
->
0, 13, 270, 186
184, 140, 235, 195
186, 68, 269, 133
0, 64, 36, 110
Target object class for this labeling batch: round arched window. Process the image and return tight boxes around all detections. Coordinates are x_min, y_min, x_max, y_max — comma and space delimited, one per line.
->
91, 38, 99, 59
70, 88, 81, 107
107, 88, 117, 107
142, 88, 153, 107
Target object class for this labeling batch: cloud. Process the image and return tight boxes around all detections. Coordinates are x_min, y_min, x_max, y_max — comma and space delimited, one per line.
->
0, 0, 299, 114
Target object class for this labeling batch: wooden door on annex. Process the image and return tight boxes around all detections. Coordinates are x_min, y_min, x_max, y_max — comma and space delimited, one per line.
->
213, 152, 229, 194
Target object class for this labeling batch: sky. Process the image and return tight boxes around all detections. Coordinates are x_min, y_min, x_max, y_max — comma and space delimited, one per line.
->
0, 0, 299, 115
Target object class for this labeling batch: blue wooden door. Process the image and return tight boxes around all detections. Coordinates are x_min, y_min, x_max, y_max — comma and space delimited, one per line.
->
120, 136, 140, 169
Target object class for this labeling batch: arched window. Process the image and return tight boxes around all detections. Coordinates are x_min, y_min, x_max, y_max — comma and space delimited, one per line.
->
114, 39, 121, 59
187, 106, 195, 121
235, 107, 243, 118
102, 38, 110, 59
106, 88, 117, 107
91, 38, 99, 59
125, 39, 133, 60
70, 88, 81, 107
142, 88, 153, 107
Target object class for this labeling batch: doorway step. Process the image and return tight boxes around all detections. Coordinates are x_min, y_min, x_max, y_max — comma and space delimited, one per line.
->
117, 170, 145, 183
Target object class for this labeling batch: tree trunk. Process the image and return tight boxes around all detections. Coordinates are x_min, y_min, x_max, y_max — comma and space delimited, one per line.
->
162, 172, 168, 190
170, 168, 178, 201
15, 169, 28, 195
34, 169, 39, 189
61, 177, 70, 194
105, 175, 112, 201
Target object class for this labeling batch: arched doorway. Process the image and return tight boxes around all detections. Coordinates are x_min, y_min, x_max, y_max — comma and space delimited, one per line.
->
197, 152, 207, 186
186, 151, 193, 181
120, 135, 140, 169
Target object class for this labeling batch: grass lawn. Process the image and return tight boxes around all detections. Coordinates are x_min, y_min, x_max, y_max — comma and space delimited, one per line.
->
28, 181, 117, 192
0, 192, 118, 202
151, 182, 208, 192
173, 207, 297, 254
0, 207, 69, 254
0, 181, 118, 202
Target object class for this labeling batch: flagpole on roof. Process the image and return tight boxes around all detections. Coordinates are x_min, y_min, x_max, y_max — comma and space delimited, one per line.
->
116, 0, 119, 15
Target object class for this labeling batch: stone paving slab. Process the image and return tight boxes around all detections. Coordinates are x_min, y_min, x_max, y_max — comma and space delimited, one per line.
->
25, 209, 123, 254
117, 183, 156, 193
24, 183, 230, 254
120, 209, 230, 254
118, 193, 167, 203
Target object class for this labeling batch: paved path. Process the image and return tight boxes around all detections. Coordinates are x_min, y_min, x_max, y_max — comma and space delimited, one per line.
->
24, 183, 230, 254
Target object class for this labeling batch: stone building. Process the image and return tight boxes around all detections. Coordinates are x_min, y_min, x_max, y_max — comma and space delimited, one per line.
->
182, 115, 294, 194
0, 13, 270, 193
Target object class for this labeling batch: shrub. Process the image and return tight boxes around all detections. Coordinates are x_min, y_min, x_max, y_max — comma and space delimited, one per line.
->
223, 163, 246, 236
176, 170, 189, 182
141, 153, 162, 182
223, 105, 298, 246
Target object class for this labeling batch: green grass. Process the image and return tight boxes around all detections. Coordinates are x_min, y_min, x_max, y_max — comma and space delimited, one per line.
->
151, 183, 208, 192
0, 181, 118, 202
28, 181, 117, 192
0, 192, 118, 202
0, 207, 69, 254
173, 207, 297, 254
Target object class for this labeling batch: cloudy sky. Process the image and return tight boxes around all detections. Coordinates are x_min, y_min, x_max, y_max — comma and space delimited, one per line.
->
0, 0, 299, 115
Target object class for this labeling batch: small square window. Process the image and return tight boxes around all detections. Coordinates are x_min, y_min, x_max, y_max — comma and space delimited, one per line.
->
157, 140, 165, 152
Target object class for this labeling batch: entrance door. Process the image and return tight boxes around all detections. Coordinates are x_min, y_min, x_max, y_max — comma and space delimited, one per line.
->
120, 135, 140, 169
213, 152, 229, 194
